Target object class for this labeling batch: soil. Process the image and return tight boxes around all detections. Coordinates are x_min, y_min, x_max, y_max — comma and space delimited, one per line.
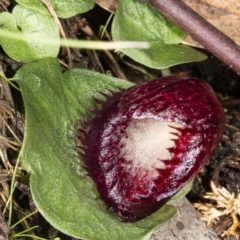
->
0, 2, 240, 240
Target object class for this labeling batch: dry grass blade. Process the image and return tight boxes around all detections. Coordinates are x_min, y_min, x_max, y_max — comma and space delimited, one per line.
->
0, 67, 30, 239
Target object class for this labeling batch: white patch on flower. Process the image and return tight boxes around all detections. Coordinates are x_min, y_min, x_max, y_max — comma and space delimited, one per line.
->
120, 119, 183, 176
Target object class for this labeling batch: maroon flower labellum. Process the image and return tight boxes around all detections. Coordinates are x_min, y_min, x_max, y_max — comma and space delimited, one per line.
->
78, 76, 225, 222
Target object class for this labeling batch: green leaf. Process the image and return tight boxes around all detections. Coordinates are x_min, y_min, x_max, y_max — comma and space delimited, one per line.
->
114, 0, 185, 44
112, 0, 207, 69
15, 0, 50, 16
15, 57, 176, 240
116, 43, 207, 69
169, 181, 193, 204
16, 0, 95, 18
0, 5, 59, 63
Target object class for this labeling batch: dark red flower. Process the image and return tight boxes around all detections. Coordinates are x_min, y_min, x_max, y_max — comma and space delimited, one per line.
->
78, 76, 225, 222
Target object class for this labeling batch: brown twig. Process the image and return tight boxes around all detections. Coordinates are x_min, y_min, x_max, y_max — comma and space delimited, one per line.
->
40, 0, 73, 68
149, 0, 240, 75
79, 19, 128, 80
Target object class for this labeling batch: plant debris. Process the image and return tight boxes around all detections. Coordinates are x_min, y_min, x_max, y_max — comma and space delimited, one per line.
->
194, 181, 240, 239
